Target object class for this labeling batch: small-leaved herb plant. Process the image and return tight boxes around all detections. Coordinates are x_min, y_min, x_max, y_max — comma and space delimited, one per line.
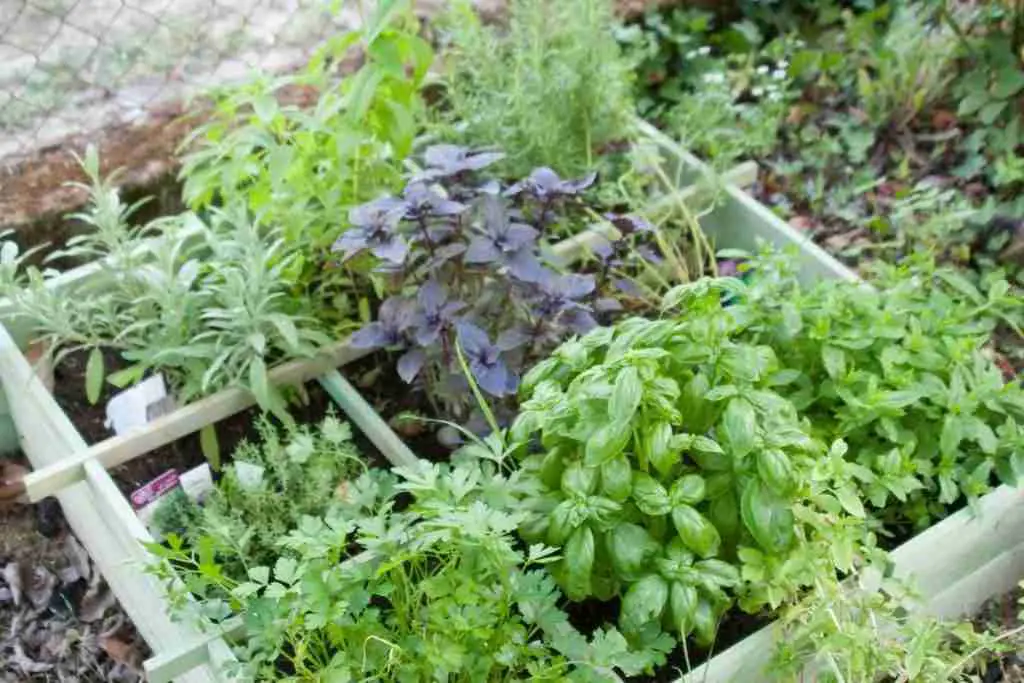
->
436, 0, 634, 177
151, 412, 367, 569
509, 280, 866, 648
723, 248, 1024, 533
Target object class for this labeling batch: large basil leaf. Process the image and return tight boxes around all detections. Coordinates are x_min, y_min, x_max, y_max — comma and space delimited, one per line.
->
671, 504, 721, 558
692, 597, 719, 646
708, 489, 741, 546
632, 472, 672, 516
519, 511, 549, 544
757, 449, 795, 495
670, 475, 706, 506
721, 397, 757, 458
610, 366, 644, 422
601, 454, 633, 502
620, 574, 669, 635
562, 461, 598, 496
547, 500, 578, 545
668, 581, 698, 638
564, 526, 595, 601
539, 447, 567, 490
607, 522, 658, 581
680, 373, 713, 433
643, 421, 677, 476
694, 559, 740, 589
584, 421, 631, 467
740, 481, 795, 553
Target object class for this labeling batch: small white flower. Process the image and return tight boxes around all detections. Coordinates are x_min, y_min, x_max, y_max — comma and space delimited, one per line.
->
685, 50, 698, 59
756, 65, 770, 75
772, 69, 787, 80
703, 72, 725, 85
768, 91, 782, 102
778, 59, 790, 69
752, 86, 765, 97
698, 46, 711, 56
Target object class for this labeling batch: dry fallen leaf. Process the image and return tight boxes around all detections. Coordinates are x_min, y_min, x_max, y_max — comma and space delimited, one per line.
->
2, 562, 23, 606
79, 572, 116, 623
62, 536, 91, 585
99, 634, 143, 671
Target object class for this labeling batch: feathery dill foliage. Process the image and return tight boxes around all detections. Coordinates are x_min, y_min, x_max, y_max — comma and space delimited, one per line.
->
439, 0, 634, 178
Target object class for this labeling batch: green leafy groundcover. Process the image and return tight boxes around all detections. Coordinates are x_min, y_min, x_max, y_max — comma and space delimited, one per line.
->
510, 246, 1024, 648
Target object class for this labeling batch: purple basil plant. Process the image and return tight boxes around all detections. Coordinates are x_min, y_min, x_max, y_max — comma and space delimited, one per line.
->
332, 144, 661, 431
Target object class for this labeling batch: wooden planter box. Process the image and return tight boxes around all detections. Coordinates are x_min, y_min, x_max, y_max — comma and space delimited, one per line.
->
2, 122, 1018, 681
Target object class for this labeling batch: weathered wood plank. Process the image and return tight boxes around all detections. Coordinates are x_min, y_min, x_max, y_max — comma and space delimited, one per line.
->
0, 323, 234, 682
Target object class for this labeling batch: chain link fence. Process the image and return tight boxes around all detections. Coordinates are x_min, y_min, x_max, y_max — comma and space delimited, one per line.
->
0, 0, 362, 163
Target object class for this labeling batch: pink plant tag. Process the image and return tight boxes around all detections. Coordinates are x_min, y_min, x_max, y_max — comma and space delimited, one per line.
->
130, 470, 179, 510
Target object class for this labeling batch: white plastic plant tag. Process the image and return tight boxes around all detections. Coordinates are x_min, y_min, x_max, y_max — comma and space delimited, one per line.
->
234, 461, 265, 492
104, 374, 171, 435
179, 463, 214, 504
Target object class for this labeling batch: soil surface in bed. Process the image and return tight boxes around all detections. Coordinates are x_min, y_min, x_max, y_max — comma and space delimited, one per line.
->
50, 349, 390, 497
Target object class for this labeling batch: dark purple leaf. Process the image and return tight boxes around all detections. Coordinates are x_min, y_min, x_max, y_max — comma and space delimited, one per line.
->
506, 167, 598, 199
456, 321, 491, 357
505, 223, 539, 251
567, 171, 598, 193
596, 297, 623, 313
590, 235, 616, 260
419, 145, 506, 180
333, 198, 408, 264
562, 309, 598, 334
614, 278, 642, 297
558, 273, 596, 299
496, 325, 531, 351
455, 321, 518, 397
426, 243, 467, 270
605, 213, 654, 235
350, 322, 397, 349
371, 236, 409, 265
397, 348, 427, 383
465, 237, 501, 264
402, 182, 467, 219
418, 279, 445, 311
636, 244, 663, 264
505, 250, 549, 283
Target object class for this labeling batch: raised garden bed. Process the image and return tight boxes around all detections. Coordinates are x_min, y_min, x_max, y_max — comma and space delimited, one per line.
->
1, 121, 1020, 681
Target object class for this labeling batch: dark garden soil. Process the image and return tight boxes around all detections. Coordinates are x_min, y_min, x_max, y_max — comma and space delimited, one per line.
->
561, 593, 773, 681
0, 468, 149, 682
974, 585, 1024, 682
50, 348, 389, 498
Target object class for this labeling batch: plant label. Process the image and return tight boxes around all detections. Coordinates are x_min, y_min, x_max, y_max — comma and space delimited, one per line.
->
130, 470, 179, 513
179, 463, 214, 504
104, 374, 174, 435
